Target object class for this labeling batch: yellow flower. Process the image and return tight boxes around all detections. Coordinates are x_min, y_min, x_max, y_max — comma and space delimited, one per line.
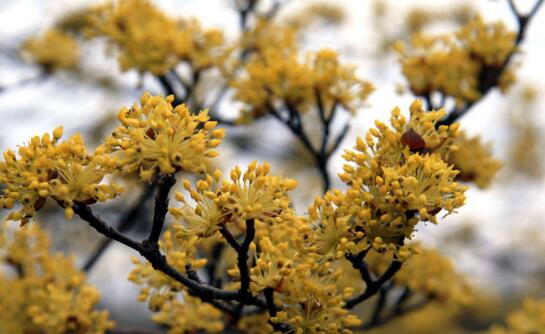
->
86, 0, 179, 74
0, 224, 114, 334
457, 16, 516, 67
86, 0, 227, 75
174, 18, 227, 71
232, 47, 373, 121
285, 3, 346, 29
240, 18, 298, 56
151, 293, 224, 334
232, 48, 314, 118
487, 299, 545, 334
367, 244, 472, 305
448, 132, 502, 188
169, 161, 297, 238
332, 100, 466, 254
22, 28, 80, 71
272, 264, 361, 333
0, 128, 121, 224
102, 93, 224, 180
395, 16, 517, 103
311, 49, 374, 114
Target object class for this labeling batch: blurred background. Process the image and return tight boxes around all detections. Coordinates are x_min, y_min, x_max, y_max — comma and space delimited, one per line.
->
1, 0, 545, 332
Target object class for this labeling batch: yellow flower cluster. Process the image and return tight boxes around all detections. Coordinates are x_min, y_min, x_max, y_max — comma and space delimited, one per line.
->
488, 299, 545, 334
240, 19, 298, 56
270, 262, 361, 333
128, 230, 221, 333
334, 100, 465, 255
448, 132, 502, 189
285, 3, 346, 29
236, 206, 360, 333
86, 0, 226, 74
0, 127, 121, 224
22, 28, 80, 71
367, 245, 472, 305
0, 224, 113, 334
130, 161, 364, 333
151, 293, 224, 334
232, 48, 373, 120
101, 93, 224, 180
405, 5, 473, 34
175, 18, 226, 72
395, 16, 517, 103
169, 161, 297, 239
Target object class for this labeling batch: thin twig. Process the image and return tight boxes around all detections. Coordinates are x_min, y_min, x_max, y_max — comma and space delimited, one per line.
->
71, 203, 241, 302
238, 219, 255, 302
366, 285, 391, 328
83, 183, 156, 271
344, 258, 402, 309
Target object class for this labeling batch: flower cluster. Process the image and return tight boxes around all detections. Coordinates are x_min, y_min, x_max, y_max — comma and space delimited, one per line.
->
174, 19, 227, 72
270, 263, 361, 333
331, 100, 465, 255
128, 230, 219, 333
448, 132, 502, 188
0, 127, 121, 224
151, 292, 224, 334
487, 299, 545, 334
85, 0, 226, 75
22, 28, 80, 71
404, 5, 473, 34
169, 161, 297, 238
232, 48, 373, 120
130, 161, 364, 333
395, 16, 517, 104
367, 244, 472, 305
0, 224, 113, 334
236, 204, 360, 333
239, 19, 298, 56
285, 3, 346, 29
101, 93, 224, 180
85, 0, 178, 74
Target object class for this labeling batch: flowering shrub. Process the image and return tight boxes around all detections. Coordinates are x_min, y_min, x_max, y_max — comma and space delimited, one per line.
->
0, 0, 544, 333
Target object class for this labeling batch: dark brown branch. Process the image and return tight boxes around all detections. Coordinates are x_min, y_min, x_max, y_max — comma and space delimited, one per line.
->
365, 285, 391, 328
393, 287, 412, 315
328, 122, 350, 156
268, 102, 339, 192
83, 183, 156, 271
157, 75, 176, 97
361, 295, 430, 331
71, 203, 240, 302
238, 219, 255, 301
264, 287, 292, 333
345, 249, 373, 285
344, 259, 402, 309
220, 225, 241, 252
204, 242, 225, 287
147, 174, 176, 247
220, 220, 256, 302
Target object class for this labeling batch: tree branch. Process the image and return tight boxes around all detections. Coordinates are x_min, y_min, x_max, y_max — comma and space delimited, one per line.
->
238, 219, 255, 302
83, 183, 156, 271
71, 203, 241, 303
147, 174, 176, 247
344, 258, 402, 309
365, 285, 391, 328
